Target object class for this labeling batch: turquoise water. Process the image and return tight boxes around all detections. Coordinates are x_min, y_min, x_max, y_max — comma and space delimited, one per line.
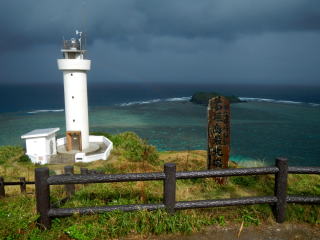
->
0, 101, 319, 166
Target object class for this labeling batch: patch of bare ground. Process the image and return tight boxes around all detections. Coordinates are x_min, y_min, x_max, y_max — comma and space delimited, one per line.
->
124, 223, 320, 240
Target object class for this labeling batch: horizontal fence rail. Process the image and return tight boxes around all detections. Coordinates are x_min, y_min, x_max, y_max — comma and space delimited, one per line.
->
0, 177, 34, 197
47, 172, 165, 185
288, 167, 320, 174
2, 181, 35, 185
47, 167, 280, 185
34, 158, 320, 229
0, 165, 80, 198
287, 196, 320, 204
48, 203, 165, 218
174, 196, 278, 210
176, 167, 279, 179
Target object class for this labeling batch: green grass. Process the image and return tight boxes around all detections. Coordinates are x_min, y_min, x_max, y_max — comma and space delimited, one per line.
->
0, 132, 319, 239
0, 146, 24, 165
91, 131, 159, 164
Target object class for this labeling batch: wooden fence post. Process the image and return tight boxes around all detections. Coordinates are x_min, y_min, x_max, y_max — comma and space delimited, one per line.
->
0, 177, 5, 198
19, 177, 26, 194
64, 166, 75, 197
80, 168, 88, 187
274, 158, 288, 223
35, 167, 51, 229
164, 163, 176, 214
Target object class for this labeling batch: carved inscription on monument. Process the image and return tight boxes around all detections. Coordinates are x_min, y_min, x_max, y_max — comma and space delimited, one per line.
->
207, 96, 230, 174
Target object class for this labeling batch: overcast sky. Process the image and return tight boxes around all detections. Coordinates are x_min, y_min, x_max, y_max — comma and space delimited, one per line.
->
0, 0, 319, 85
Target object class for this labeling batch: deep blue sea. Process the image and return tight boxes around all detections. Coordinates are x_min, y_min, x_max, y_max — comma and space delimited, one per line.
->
0, 83, 319, 166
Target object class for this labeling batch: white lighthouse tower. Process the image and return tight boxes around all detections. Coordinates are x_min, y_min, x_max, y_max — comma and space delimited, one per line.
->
57, 31, 90, 151
21, 31, 113, 164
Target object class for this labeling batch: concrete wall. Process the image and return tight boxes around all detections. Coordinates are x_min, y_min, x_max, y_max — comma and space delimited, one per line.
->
25, 134, 57, 164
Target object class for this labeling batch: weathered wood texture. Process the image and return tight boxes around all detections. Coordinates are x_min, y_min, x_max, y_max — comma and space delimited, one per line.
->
207, 96, 230, 169
19, 177, 26, 193
35, 158, 320, 229
35, 168, 51, 229
275, 158, 288, 223
164, 163, 176, 214
207, 96, 230, 184
64, 166, 75, 197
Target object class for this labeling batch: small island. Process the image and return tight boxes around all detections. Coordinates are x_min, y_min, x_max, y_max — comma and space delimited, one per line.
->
190, 92, 242, 105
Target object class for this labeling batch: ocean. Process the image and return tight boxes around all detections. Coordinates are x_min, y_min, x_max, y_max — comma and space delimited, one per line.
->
0, 83, 319, 166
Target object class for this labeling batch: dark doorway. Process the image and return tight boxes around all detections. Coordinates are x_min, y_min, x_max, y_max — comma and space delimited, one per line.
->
66, 131, 82, 151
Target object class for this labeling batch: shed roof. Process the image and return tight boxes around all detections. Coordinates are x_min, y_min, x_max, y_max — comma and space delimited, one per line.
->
21, 128, 60, 139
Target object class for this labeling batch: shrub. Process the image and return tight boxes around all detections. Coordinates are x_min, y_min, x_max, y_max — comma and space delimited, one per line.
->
18, 154, 31, 163
115, 132, 158, 164
91, 131, 159, 164
0, 146, 24, 164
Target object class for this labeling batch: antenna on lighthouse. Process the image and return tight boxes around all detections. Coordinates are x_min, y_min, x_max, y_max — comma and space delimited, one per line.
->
76, 30, 83, 50
76, 30, 82, 36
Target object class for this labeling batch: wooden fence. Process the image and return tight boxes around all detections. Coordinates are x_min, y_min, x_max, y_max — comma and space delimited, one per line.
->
0, 166, 99, 198
34, 158, 320, 229
0, 177, 35, 197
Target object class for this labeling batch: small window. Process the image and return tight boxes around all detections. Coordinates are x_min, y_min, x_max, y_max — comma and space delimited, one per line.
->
71, 73, 73, 76
72, 96, 74, 99
73, 119, 75, 122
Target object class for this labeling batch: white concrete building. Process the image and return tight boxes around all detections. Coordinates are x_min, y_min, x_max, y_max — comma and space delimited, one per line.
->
21, 128, 60, 164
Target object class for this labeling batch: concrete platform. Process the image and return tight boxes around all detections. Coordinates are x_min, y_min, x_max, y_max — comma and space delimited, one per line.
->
57, 142, 100, 154
49, 143, 101, 164
50, 135, 113, 164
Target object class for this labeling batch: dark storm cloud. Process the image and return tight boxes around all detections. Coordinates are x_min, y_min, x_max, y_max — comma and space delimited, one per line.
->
0, 0, 320, 85
1, 0, 320, 50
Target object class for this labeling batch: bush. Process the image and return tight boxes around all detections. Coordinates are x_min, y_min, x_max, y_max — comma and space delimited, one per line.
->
18, 154, 31, 163
113, 132, 158, 164
0, 146, 24, 164
91, 131, 159, 164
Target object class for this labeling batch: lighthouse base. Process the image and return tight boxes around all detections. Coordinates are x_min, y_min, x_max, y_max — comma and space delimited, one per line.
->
49, 135, 113, 164
57, 142, 100, 155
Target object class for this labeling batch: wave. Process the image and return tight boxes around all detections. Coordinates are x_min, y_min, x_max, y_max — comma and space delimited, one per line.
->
309, 103, 320, 107
165, 96, 192, 102
27, 109, 64, 114
119, 96, 191, 107
239, 97, 302, 104
119, 99, 162, 107
239, 97, 319, 107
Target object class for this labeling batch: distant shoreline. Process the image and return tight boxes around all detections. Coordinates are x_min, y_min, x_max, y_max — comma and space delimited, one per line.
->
190, 92, 242, 105
1, 83, 319, 113
0, 97, 318, 116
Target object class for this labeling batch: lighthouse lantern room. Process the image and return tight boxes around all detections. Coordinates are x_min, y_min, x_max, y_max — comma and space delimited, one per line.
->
57, 32, 91, 151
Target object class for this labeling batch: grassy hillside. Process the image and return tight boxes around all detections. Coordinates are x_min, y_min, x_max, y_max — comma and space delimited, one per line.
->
0, 132, 319, 239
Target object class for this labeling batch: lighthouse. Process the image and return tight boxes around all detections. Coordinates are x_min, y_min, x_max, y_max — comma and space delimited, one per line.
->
21, 31, 112, 164
57, 32, 90, 151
